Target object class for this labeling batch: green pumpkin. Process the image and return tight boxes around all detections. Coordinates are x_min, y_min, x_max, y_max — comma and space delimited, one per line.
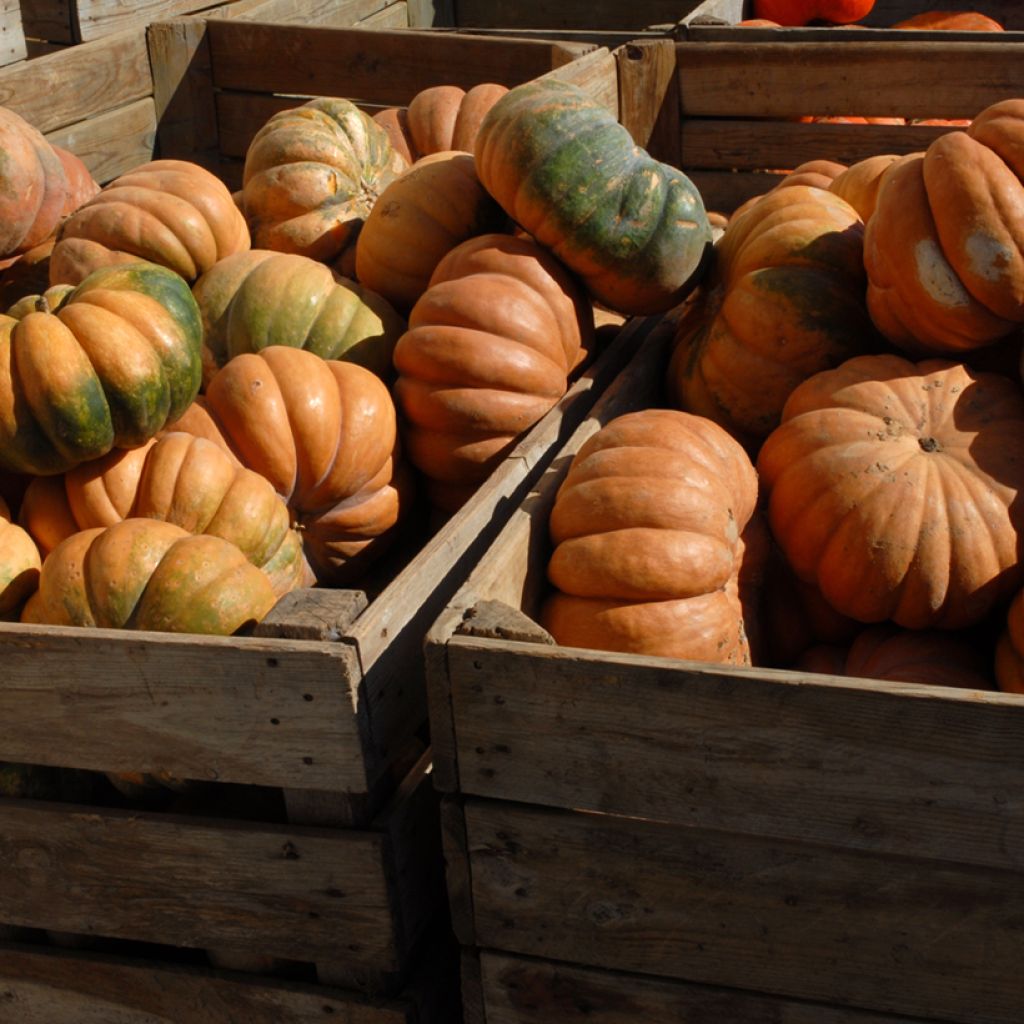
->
0, 262, 201, 475
475, 79, 713, 316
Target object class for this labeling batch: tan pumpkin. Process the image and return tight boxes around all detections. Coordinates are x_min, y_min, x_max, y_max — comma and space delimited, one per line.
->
19, 432, 309, 598
829, 153, 900, 222
668, 185, 877, 449
393, 233, 591, 511
373, 83, 509, 164
22, 519, 277, 633
241, 97, 406, 267
355, 151, 507, 311
169, 346, 406, 585
540, 409, 760, 663
50, 160, 250, 286
0, 495, 40, 616
758, 354, 1024, 629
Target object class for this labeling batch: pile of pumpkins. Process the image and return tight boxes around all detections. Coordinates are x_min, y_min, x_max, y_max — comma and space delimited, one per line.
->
0, 78, 711, 638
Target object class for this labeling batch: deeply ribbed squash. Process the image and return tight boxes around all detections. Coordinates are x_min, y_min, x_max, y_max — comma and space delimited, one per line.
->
355, 151, 507, 311
475, 79, 712, 315
541, 409, 759, 663
20, 433, 308, 597
22, 519, 277, 634
193, 249, 405, 385
864, 100, 1024, 353
829, 153, 899, 222
0, 495, 40, 615
241, 98, 406, 267
169, 347, 405, 585
758, 354, 1024, 629
50, 160, 250, 286
0, 262, 202, 475
668, 185, 877, 448
393, 233, 591, 511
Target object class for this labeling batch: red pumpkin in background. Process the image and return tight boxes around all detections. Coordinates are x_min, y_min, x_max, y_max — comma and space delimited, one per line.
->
753, 0, 874, 25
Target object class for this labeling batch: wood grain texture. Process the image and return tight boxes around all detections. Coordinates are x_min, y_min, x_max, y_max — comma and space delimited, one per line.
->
441, 796, 475, 946
44, 96, 156, 183
536, 45, 618, 117
0, 27, 150, 133
216, 90, 305, 158
0, 798, 399, 967
20, 0, 72, 44
614, 38, 679, 164
222, 0, 401, 23
453, 0, 703, 30
0, 943, 419, 1024
254, 588, 368, 641
74, 0, 233, 42
0, 620, 367, 791
448, 636, 1024, 872
687, 168, 782, 213
479, 951, 944, 1023
465, 799, 1024, 1024
207, 21, 594, 103
359, 3, 409, 28
674, 41, 1024, 119
0, 0, 26, 66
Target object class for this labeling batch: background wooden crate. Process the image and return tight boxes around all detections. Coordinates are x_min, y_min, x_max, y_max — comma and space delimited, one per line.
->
424, 311, 1024, 1023
615, 35, 1024, 214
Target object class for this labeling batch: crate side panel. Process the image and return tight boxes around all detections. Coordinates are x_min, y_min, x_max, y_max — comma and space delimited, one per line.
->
453, 0, 701, 30
0, 799, 399, 968
466, 799, 1024, 1024
21, 0, 72, 44
0, 622, 367, 791
45, 96, 156, 183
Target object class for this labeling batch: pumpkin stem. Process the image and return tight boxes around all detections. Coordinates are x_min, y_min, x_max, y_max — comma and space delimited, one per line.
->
34, 295, 50, 315
919, 436, 942, 453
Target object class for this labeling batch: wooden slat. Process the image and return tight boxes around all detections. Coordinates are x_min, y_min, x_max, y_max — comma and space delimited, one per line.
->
674, 41, 1024, 120
0, 0, 26, 66
0, 620, 368, 791
20, 0, 72, 44
225, 0, 403, 24
74, 0, 232, 42
0, 27, 150, 133
0, 798, 399, 967
216, 90, 305, 159
453, 0, 703, 30
447, 636, 1024, 872
687, 168, 783, 214
535, 45, 618, 117
465, 799, 1024, 1024
479, 950, 945, 1024
681, 118, 963, 171
44, 96, 156, 183
0, 943, 417, 1024
615, 38, 679, 164
359, 3, 409, 28
207, 21, 594, 103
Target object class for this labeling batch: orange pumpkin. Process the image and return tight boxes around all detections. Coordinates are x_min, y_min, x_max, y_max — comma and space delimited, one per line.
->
0, 495, 40, 616
22, 519, 277, 634
995, 589, 1024, 693
169, 347, 406, 585
540, 409, 761, 663
758, 354, 1024, 629
668, 185, 877, 448
393, 233, 591, 511
50, 160, 250, 286
19, 433, 309, 598
753, 0, 875, 24
829, 153, 900, 222
893, 11, 1003, 30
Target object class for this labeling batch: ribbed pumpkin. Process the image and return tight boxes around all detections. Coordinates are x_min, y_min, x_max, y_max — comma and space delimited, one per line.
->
50, 160, 250, 286
0, 495, 40, 616
995, 589, 1024, 693
193, 249, 405, 385
475, 79, 712, 315
0, 262, 202, 475
169, 347, 405, 585
864, 100, 1024, 353
373, 83, 509, 164
800, 625, 993, 689
540, 409, 760, 663
355, 151, 507, 311
241, 97, 406, 267
668, 185, 877, 449
758, 354, 1024, 629
393, 233, 591, 511
22, 519, 277, 634
778, 159, 847, 191
829, 153, 899, 222
894, 11, 1003, 30
19, 433, 309, 598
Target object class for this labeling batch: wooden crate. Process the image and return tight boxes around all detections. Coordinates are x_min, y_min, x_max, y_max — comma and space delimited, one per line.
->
424, 311, 1024, 1023
626, 4, 1024, 215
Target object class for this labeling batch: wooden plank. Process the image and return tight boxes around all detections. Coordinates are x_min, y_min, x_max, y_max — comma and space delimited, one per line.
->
24, 39, 71, 57
441, 797, 476, 946
216, 90, 306, 159
74, 0, 235, 43
479, 951, 944, 1023
681, 118, 963, 171
0, 27, 150, 133
615, 38, 679, 165
406, 0, 453, 27
0, 0, 26, 66
44, 96, 156, 183
674, 41, 1024, 120
359, 3, 409, 28
0, 620, 368, 791
0, 943, 417, 1024
448, 636, 1024, 872
453, 0, 703, 30
20, 0, 72, 44
254, 587, 368, 641
537, 45, 618, 117
461, 948, 487, 1024
208, 21, 594, 103
223, 0, 400, 23
688, 168, 782, 213
0, 798, 401, 968
466, 799, 1024, 1024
